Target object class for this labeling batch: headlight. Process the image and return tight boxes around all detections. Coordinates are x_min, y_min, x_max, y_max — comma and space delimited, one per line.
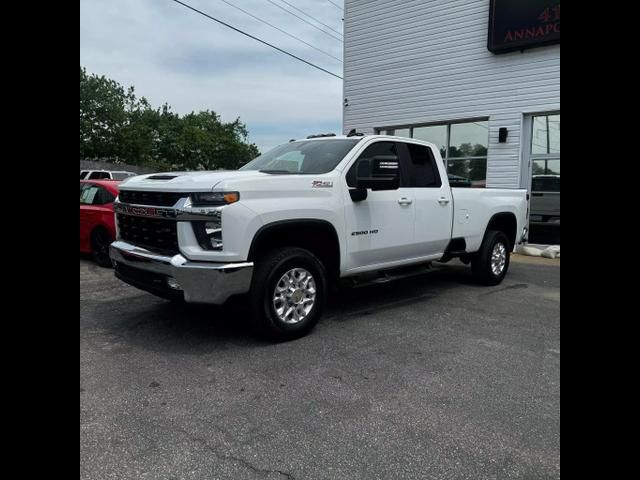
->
190, 191, 239, 206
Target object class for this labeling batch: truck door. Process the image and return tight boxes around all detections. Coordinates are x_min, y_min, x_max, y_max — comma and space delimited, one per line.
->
401, 142, 453, 257
342, 140, 416, 269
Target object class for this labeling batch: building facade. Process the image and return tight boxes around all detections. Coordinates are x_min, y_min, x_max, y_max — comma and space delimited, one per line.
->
342, 0, 560, 239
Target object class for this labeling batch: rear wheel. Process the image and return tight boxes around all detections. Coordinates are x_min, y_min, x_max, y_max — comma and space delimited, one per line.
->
91, 228, 113, 268
471, 230, 510, 285
249, 247, 327, 341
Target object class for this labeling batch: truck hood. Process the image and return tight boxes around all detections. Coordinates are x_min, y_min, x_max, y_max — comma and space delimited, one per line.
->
118, 170, 269, 192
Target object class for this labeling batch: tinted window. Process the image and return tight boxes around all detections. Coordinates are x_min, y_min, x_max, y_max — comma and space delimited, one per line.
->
96, 187, 116, 204
346, 141, 399, 187
88, 171, 110, 179
80, 171, 88, 179
532, 176, 560, 192
404, 143, 441, 187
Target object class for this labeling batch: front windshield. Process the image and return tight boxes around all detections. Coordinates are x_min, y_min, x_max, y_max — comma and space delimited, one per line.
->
240, 139, 361, 174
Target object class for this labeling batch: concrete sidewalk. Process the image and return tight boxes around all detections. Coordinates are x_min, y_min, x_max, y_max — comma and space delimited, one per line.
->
511, 252, 560, 266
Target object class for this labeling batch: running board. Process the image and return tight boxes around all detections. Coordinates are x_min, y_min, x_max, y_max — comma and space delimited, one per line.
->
341, 263, 436, 288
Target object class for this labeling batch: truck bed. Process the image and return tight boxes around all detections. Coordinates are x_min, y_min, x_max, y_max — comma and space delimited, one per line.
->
451, 188, 528, 252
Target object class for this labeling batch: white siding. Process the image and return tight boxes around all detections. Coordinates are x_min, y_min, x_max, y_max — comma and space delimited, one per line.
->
342, 0, 560, 188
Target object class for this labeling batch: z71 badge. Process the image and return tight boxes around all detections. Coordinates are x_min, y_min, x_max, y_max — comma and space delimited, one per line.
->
311, 180, 333, 188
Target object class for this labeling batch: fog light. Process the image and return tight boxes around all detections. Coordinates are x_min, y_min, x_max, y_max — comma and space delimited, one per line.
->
205, 222, 223, 250
192, 221, 223, 250
166, 277, 181, 290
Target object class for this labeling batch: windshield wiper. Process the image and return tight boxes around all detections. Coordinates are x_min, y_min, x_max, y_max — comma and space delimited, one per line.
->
259, 169, 295, 174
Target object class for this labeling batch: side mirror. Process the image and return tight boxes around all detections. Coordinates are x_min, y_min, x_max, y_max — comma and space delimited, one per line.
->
356, 155, 400, 191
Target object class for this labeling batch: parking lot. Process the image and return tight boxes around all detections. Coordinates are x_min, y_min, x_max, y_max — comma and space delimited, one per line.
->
80, 256, 559, 480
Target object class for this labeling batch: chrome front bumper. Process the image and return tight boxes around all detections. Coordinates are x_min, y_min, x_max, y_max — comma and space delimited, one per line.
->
109, 240, 254, 304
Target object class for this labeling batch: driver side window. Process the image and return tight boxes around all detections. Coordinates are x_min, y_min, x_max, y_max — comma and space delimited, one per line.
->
346, 141, 400, 187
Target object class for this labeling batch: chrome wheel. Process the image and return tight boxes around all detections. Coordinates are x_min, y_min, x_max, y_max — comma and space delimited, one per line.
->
490, 242, 507, 276
272, 268, 317, 324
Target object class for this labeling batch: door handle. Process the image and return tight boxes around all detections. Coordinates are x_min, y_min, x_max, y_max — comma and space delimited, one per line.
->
398, 197, 413, 205
438, 197, 450, 205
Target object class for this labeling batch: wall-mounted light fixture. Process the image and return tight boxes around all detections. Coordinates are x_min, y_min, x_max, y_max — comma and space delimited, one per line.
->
498, 127, 508, 143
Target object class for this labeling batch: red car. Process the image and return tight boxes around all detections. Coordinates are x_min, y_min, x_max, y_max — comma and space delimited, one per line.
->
80, 179, 120, 267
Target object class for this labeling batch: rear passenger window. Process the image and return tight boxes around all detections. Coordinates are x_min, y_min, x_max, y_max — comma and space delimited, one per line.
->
532, 177, 560, 192
404, 143, 441, 187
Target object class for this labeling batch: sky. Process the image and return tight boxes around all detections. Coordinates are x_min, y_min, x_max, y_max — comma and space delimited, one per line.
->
80, 0, 345, 152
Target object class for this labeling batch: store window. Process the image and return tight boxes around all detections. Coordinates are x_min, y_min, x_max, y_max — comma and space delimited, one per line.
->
413, 125, 446, 158
382, 127, 410, 138
528, 113, 560, 244
377, 120, 488, 187
532, 114, 560, 155
530, 114, 560, 180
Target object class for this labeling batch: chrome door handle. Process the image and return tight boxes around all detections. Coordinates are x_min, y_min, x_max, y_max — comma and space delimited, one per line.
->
438, 197, 450, 205
398, 197, 413, 205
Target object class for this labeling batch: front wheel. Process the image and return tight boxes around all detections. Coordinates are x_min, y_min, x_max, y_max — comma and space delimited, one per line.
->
471, 230, 511, 285
91, 228, 113, 268
249, 247, 327, 341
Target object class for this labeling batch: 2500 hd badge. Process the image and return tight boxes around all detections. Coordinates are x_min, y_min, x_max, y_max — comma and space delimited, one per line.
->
351, 229, 379, 236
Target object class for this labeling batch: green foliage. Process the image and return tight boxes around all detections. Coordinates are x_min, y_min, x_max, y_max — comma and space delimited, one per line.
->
80, 66, 260, 170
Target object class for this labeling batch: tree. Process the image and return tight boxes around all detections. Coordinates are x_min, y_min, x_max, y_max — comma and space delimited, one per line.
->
80, 66, 130, 160
80, 66, 260, 170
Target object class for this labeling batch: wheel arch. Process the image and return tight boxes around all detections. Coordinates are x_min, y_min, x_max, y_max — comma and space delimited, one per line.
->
484, 212, 517, 250
248, 219, 341, 279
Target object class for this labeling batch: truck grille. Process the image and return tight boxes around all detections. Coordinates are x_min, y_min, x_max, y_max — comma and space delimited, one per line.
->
117, 214, 179, 254
118, 190, 187, 207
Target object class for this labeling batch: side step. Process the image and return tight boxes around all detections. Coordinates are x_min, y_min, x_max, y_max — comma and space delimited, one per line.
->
341, 262, 437, 289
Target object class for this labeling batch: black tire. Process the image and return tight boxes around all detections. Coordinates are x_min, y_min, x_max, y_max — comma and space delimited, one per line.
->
249, 247, 327, 341
471, 230, 511, 286
91, 228, 113, 268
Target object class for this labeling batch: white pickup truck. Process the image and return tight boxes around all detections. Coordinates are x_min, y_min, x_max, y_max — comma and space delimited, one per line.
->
110, 134, 528, 340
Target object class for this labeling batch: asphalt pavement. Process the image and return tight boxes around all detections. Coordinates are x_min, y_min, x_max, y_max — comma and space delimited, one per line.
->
80, 256, 560, 480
